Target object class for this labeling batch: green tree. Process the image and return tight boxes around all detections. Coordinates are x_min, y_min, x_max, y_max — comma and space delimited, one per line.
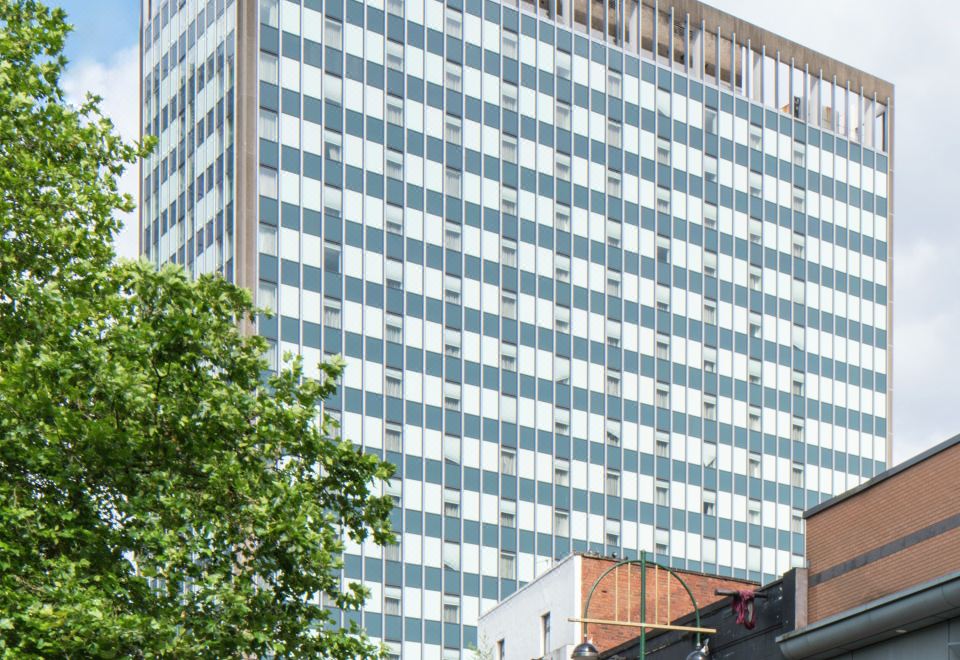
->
0, 2, 394, 657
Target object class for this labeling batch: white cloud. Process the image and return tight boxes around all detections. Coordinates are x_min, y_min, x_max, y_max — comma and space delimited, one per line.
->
63, 45, 141, 260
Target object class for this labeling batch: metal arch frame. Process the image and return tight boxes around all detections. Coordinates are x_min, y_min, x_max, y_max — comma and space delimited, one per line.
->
580, 551, 706, 657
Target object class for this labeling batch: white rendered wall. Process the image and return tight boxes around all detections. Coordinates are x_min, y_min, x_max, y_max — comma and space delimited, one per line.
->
477, 555, 583, 659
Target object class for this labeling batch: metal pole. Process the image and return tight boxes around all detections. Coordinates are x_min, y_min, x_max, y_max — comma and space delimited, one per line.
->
640, 550, 647, 658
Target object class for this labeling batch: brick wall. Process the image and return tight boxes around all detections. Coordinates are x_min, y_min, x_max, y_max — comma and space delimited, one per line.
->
578, 555, 755, 652
806, 441, 960, 623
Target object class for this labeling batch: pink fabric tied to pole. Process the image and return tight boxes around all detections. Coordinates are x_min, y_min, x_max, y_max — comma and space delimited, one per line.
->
731, 590, 757, 630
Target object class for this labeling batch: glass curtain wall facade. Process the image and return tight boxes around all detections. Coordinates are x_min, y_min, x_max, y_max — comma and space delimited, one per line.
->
140, 0, 893, 657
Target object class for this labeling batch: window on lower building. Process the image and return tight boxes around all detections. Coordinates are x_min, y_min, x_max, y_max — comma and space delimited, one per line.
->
500, 500, 516, 528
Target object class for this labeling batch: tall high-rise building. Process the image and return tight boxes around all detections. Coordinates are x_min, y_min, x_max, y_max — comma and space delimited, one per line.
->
140, 0, 893, 656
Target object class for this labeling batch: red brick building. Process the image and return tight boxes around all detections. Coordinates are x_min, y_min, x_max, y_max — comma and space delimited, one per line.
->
478, 552, 753, 659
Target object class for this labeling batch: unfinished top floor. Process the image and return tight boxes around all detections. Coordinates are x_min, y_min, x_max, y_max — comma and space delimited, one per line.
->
504, 0, 893, 153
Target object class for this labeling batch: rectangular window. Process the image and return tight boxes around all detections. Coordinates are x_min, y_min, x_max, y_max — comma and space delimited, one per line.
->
323, 297, 341, 328
703, 347, 717, 373
749, 265, 762, 291
557, 52, 572, 81
502, 135, 518, 163
501, 291, 517, 319
384, 586, 402, 616
749, 171, 762, 198
445, 61, 462, 92
702, 442, 717, 468
791, 418, 804, 442
259, 51, 278, 85
385, 368, 403, 398
793, 142, 806, 167
260, 0, 279, 26
792, 235, 806, 259
791, 510, 804, 534
324, 129, 342, 162
748, 452, 761, 478
385, 313, 403, 343
385, 423, 402, 452
443, 382, 461, 411
258, 281, 277, 312
748, 405, 761, 431
386, 205, 404, 234
555, 305, 570, 334
703, 394, 717, 421
259, 108, 278, 141
792, 372, 805, 397
748, 358, 762, 385
554, 510, 570, 536
606, 419, 621, 445
258, 224, 278, 256
500, 551, 516, 580
259, 165, 278, 198
501, 238, 518, 267
324, 241, 341, 273
606, 272, 621, 297
444, 115, 462, 146
704, 301, 717, 325
445, 7, 462, 39
443, 434, 461, 463
655, 383, 669, 408
554, 409, 570, 436
749, 312, 762, 339
386, 96, 404, 125
502, 29, 519, 59
501, 186, 517, 216
500, 447, 517, 476
444, 328, 461, 358
324, 18, 343, 50
444, 220, 461, 250
704, 202, 718, 229
386, 0, 403, 15
607, 120, 622, 148
655, 431, 670, 458
555, 102, 571, 131
748, 499, 761, 525
502, 81, 519, 112
500, 500, 516, 528
749, 124, 762, 150
656, 333, 670, 359
656, 186, 671, 214
704, 155, 718, 183
445, 167, 461, 197
606, 469, 620, 496
607, 70, 622, 97
385, 150, 404, 180
703, 490, 717, 517
655, 284, 670, 311
556, 153, 571, 180
703, 250, 717, 277
606, 170, 621, 198
656, 136, 670, 165
443, 487, 461, 517
655, 479, 669, 506
555, 458, 570, 486
445, 276, 461, 304
501, 343, 517, 371
705, 108, 718, 134
386, 41, 404, 72
443, 542, 460, 570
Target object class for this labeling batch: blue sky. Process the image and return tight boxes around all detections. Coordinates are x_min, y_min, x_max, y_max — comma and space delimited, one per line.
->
54, 0, 960, 465
56, 0, 139, 61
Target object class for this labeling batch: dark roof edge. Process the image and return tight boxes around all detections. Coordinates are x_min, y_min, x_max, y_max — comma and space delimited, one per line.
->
804, 431, 960, 519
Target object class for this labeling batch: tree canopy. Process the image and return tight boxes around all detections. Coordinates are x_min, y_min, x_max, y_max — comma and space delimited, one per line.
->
0, 2, 394, 657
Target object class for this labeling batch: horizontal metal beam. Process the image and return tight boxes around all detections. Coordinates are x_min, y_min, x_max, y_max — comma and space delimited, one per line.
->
568, 618, 716, 634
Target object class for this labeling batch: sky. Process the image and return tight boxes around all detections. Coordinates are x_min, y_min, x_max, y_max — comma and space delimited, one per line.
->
53, 0, 960, 465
